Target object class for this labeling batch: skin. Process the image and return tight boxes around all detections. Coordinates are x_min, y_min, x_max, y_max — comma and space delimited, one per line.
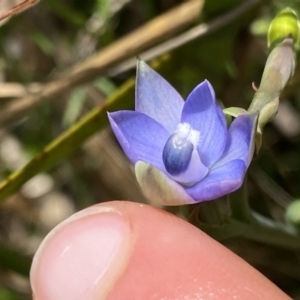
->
30, 201, 291, 300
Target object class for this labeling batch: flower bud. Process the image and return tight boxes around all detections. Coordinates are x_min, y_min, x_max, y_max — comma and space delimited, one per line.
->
268, 7, 300, 50
285, 200, 300, 231
248, 36, 295, 135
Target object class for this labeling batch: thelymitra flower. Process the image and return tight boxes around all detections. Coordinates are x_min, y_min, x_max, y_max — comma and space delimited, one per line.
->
108, 61, 257, 206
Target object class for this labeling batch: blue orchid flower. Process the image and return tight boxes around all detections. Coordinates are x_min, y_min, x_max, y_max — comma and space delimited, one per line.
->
108, 61, 257, 206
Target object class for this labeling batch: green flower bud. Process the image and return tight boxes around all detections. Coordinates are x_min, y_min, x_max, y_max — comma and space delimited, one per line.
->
248, 37, 295, 129
268, 8, 300, 50
285, 200, 300, 231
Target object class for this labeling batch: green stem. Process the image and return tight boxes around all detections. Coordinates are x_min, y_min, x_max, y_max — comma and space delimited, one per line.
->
0, 78, 135, 203
228, 177, 255, 222
198, 208, 300, 251
224, 177, 300, 251
248, 212, 300, 250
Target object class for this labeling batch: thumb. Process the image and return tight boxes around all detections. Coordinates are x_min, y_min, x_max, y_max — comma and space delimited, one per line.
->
30, 201, 290, 300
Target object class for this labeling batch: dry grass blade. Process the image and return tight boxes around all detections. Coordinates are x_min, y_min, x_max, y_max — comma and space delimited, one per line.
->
0, 0, 39, 22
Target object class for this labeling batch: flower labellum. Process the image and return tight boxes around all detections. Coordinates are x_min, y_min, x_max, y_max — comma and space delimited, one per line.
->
108, 61, 257, 206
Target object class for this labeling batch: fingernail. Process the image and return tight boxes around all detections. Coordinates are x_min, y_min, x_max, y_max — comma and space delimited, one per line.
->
30, 205, 132, 300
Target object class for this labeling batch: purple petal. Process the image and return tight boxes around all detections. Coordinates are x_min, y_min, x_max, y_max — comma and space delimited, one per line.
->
135, 161, 196, 206
135, 61, 184, 133
214, 113, 258, 168
185, 159, 246, 202
108, 111, 169, 170
181, 80, 227, 167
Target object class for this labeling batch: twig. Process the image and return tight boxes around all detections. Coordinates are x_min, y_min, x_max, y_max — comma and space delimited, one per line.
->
0, 83, 41, 98
0, 0, 39, 22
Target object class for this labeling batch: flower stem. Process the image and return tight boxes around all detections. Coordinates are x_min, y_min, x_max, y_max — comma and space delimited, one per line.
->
228, 177, 255, 222
196, 212, 300, 251
247, 212, 300, 250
